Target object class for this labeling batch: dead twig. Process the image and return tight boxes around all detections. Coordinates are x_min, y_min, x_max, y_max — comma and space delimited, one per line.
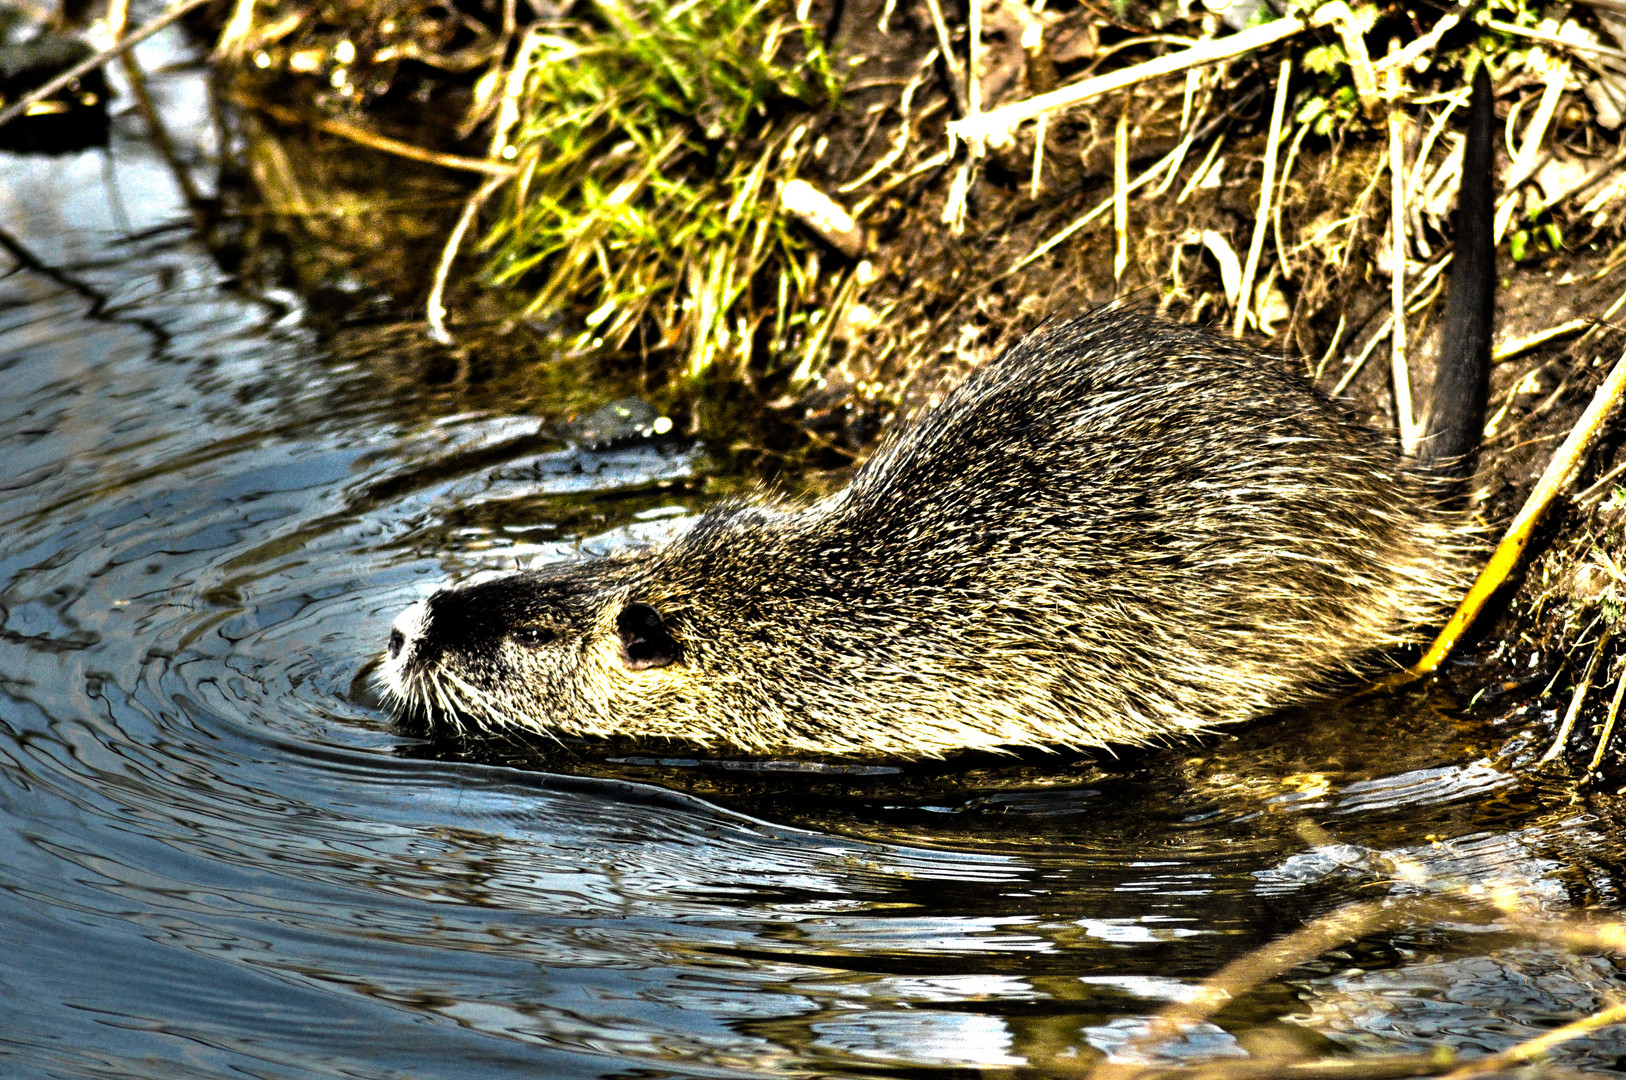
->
0, 0, 212, 131
426, 174, 507, 345
838, 49, 938, 194
235, 96, 516, 176
1096, 895, 1494, 1075
1235, 54, 1291, 337
947, 4, 1349, 150
1008, 134, 1193, 280
1387, 46, 1417, 451
1375, 0, 1476, 72
1588, 655, 1626, 774
1443, 999, 1626, 1077
1387, 345, 1626, 686
1541, 627, 1614, 764
922, 0, 968, 116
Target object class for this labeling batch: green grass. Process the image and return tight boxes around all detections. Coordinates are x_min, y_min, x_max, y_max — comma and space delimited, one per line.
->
481, 0, 839, 380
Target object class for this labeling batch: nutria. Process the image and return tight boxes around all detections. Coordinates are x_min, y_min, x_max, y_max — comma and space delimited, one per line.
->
379, 69, 1496, 758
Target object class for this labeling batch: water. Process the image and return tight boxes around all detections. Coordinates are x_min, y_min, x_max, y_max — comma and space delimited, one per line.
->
5, 32, 1626, 1080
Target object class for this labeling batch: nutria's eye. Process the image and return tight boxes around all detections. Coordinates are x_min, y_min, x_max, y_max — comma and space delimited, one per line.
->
511, 625, 556, 649
617, 602, 678, 670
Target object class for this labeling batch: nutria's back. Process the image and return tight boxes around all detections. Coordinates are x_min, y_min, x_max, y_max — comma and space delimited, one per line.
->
379, 70, 1495, 759
377, 307, 1474, 757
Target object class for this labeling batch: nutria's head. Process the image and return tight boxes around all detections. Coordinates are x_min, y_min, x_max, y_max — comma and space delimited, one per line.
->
377, 504, 846, 750
379, 557, 698, 743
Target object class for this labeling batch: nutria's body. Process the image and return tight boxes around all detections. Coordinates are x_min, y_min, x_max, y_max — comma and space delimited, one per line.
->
381, 71, 1496, 759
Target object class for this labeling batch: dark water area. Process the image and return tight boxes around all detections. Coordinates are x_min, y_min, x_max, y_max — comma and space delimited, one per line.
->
7, 30, 1626, 1080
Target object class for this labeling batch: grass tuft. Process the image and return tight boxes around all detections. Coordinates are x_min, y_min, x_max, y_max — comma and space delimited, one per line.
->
481, 0, 839, 380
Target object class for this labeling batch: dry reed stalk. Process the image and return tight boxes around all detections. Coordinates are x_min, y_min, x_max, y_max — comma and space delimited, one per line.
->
1487, 18, 1626, 61
1542, 627, 1615, 763
0, 0, 211, 130
1234, 54, 1291, 337
1397, 346, 1626, 683
426, 174, 506, 344
1114, 99, 1130, 288
1006, 133, 1198, 278
1494, 320, 1592, 363
947, 3, 1358, 149
839, 50, 938, 194
1387, 46, 1417, 451
214, 0, 256, 59
1587, 658, 1626, 774
1273, 120, 1312, 282
237, 97, 517, 176
1496, 58, 1569, 241
1030, 114, 1048, 198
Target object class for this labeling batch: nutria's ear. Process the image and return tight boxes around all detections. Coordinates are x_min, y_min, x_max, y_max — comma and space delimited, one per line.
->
617, 602, 678, 670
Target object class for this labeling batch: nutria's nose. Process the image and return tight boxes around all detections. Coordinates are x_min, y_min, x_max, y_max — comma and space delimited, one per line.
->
387, 628, 404, 659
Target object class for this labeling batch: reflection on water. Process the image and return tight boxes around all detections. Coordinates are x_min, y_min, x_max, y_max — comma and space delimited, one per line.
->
4, 27, 1626, 1080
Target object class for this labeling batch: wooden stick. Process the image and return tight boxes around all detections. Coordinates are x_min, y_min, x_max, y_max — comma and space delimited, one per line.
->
1443, 1000, 1626, 1077
1234, 54, 1290, 337
0, 0, 212, 132
1113, 99, 1130, 288
1387, 47, 1417, 451
1400, 346, 1626, 683
426, 174, 506, 344
239, 96, 516, 176
947, 4, 1342, 148
1542, 627, 1613, 764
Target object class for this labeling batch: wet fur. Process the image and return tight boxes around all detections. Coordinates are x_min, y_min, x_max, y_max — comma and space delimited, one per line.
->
383, 310, 1474, 757
383, 69, 1495, 759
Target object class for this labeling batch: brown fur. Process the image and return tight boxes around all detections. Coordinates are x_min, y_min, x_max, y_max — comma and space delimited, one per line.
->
379, 310, 1475, 758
